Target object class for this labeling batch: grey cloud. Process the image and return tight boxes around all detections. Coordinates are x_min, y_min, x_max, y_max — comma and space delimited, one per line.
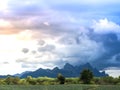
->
57, 32, 106, 64
3, 62, 9, 64
31, 50, 37, 54
38, 44, 55, 52
22, 64, 37, 68
59, 36, 77, 45
115, 54, 120, 62
38, 40, 45, 46
22, 48, 29, 53
88, 32, 120, 69
16, 59, 28, 63
56, 27, 120, 70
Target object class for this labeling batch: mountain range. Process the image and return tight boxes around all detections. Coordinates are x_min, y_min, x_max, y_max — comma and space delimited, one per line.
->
0, 63, 108, 78
18, 63, 108, 78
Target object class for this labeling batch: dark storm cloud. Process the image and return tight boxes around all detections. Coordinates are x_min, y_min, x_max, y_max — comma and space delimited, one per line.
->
89, 32, 120, 69
115, 54, 120, 62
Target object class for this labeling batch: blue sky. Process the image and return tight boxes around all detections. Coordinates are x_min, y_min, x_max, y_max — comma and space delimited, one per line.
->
0, 0, 120, 77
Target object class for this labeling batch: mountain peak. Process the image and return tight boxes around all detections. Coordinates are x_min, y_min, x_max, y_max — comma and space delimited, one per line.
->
20, 63, 108, 78
82, 62, 92, 68
52, 67, 59, 71
64, 63, 74, 70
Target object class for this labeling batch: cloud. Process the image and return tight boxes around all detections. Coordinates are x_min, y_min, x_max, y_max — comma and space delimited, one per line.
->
37, 40, 45, 46
88, 31, 120, 68
16, 29, 106, 69
1, 0, 120, 36
12, 17, 120, 73
22, 64, 37, 68
38, 44, 55, 52
31, 50, 37, 54
104, 67, 120, 77
16, 51, 64, 69
57, 33, 105, 65
92, 18, 120, 34
22, 48, 29, 53
3, 62, 9, 64
0, 62, 9, 65
115, 54, 120, 62
7, 0, 47, 16
1, 0, 120, 75
0, 19, 18, 34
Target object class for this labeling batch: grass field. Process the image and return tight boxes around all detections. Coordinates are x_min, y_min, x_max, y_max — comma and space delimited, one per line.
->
0, 84, 120, 90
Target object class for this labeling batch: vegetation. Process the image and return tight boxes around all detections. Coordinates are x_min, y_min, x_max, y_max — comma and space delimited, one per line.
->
0, 85, 120, 90
80, 69, 93, 84
57, 73, 65, 84
0, 69, 120, 86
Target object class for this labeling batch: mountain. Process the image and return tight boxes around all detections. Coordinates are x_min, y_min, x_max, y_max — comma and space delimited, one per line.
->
20, 63, 108, 78
13, 71, 31, 77
0, 75, 8, 78
0, 75, 14, 78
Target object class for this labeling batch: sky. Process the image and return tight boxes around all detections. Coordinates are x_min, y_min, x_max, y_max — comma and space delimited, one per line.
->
0, 0, 120, 77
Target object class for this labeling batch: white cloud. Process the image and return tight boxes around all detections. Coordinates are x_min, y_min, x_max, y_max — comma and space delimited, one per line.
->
92, 18, 120, 34
0, 0, 9, 11
0, 19, 11, 27
104, 67, 120, 77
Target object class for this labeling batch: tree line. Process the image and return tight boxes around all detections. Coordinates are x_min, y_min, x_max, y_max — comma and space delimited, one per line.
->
0, 69, 120, 85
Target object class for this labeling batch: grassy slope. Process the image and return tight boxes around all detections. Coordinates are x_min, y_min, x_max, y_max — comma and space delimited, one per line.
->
0, 84, 120, 90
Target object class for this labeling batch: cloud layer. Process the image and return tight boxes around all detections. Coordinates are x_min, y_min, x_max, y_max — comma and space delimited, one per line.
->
0, 0, 120, 75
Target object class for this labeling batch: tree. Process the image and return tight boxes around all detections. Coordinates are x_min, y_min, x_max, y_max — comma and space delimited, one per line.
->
80, 69, 93, 84
26, 76, 37, 85
5, 76, 14, 85
57, 73, 65, 84
12, 77, 20, 85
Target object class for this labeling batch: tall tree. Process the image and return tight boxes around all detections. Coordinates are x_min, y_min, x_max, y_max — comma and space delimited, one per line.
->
80, 69, 93, 84
57, 73, 65, 84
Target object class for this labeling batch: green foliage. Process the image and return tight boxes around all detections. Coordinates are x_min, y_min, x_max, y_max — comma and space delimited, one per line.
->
26, 76, 37, 85
36, 77, 57, 85
4, 76, 27, 85
65, 78, 79, 84
12, 77, 20, 85
1, 74, 120, 85
94, 76, 119, 85
57, 73, 65, 84
4, 76, 20, 85
80, 69, 93, 84
0, 79, 6, 85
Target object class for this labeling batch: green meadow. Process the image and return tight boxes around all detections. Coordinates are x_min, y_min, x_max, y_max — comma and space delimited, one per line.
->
0, 85, 120, 90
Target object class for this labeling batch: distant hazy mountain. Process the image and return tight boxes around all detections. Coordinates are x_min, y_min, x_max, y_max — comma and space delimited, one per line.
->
0, 75, 8, 78
0, 75, 13, 78
13, 71, 31, 77
21, 63, 108, 78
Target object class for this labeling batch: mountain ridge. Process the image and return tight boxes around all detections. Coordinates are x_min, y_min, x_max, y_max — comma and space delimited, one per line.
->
20, 63, 108, 78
